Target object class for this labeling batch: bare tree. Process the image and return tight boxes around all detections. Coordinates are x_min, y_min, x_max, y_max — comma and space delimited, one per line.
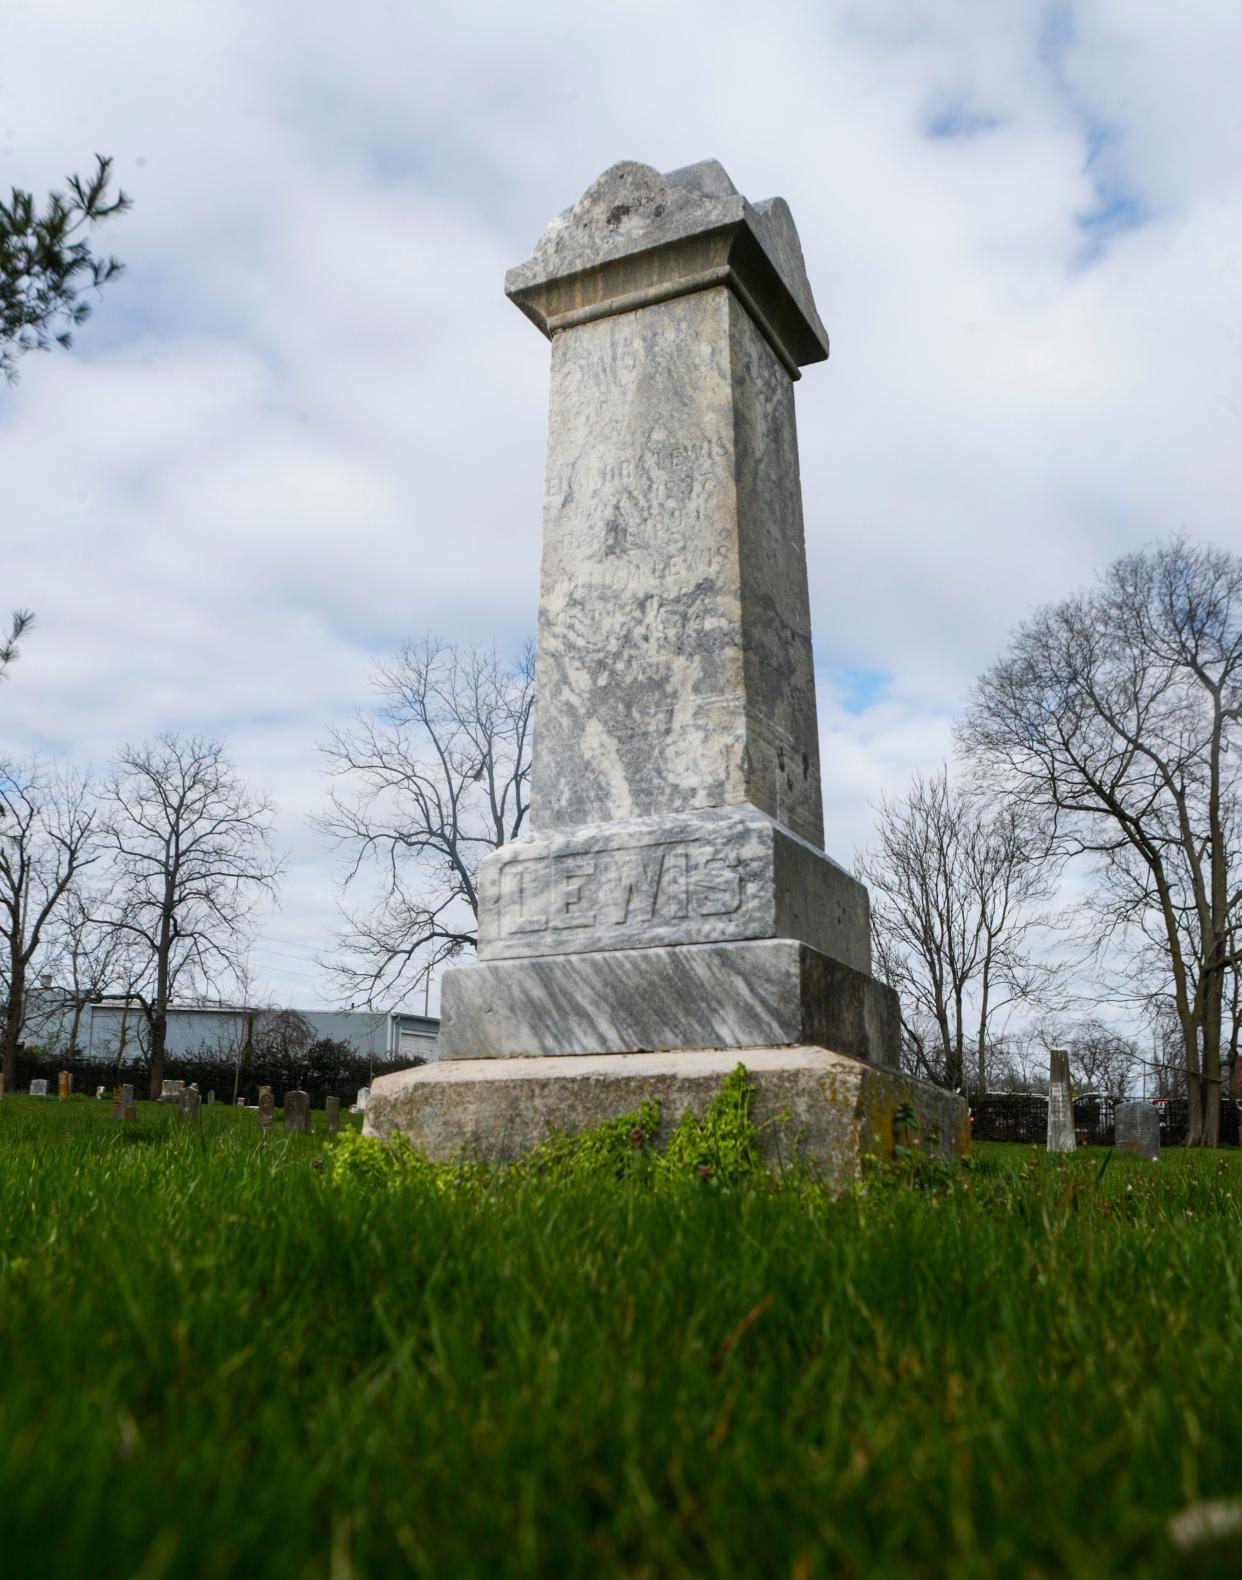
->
0, 760, 98, 1088
856, 766, 1056, 1094
40, 885, 136, 1055
317, 638, 534, 1005
100, 734, 281, 1098
959, 537, 1242, 1145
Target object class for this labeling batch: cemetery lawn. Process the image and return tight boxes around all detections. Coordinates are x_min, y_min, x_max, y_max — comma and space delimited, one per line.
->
2, 1098, 1241, 1579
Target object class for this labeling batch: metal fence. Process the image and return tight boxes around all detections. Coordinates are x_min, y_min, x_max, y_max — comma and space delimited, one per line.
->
969, 1092, 1240, 1147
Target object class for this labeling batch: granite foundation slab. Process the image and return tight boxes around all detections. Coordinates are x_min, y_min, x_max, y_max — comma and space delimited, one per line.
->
363, 1046, 967, 1186
477, 805, 870, 972
436, 937, 899, 1068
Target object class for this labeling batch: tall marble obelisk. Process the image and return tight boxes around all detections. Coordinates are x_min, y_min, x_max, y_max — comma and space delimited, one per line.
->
439, 159, 892, 1064
366, 161, 966, 1173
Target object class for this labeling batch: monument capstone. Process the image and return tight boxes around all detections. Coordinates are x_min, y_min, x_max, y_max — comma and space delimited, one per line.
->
366, 159, 967, 1177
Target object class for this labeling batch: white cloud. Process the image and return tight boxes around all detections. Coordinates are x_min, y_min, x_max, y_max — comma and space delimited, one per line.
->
1, 0, 1240, 1008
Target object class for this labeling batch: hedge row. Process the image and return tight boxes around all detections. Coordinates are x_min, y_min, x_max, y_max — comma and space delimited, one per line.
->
13, 1038, 423, 1109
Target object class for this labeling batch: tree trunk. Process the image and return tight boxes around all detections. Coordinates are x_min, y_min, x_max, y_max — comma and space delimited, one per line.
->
68, 1000, 84, 1057
148, 1006, 167, 1100
1, 974, 23, 1094
112, 999, 131, 1080
1201, 978, 1223, 1148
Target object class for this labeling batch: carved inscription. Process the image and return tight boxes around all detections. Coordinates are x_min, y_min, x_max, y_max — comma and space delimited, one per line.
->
500, 839, 744, 937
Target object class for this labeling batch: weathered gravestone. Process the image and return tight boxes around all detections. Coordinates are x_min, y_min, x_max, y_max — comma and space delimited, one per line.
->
1115, 1100, 1160, 1160
1047, 1049, 1076, 1154
159, 1079, 178, 1103
57, 1071, 72, 1100
257, 1087, 274, 1131
207, 1090, 216, 1105
120, 1083, 136, 1122
325, 1095, 341, 1134
177, 1088, 201, 1125
29, 1079, 49, 1097
283, 1090, 310, 1133
363, 160, 967, 1177
354, 1087, 370, 1114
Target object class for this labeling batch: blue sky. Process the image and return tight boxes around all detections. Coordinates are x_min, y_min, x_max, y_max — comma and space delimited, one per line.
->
1, 0, 1239, 1009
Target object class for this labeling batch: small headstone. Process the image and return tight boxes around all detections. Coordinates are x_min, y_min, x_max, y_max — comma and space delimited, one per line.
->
257, 1087, 274, 1130
110, 1086, 122, 1118
160, 1079, 178, 1102
354, 1086, 370, 1114
57, 1071, 72, 1100
325, 1095, 341, 1135
1115, 1101, 1160, 1161
207, 1090, 215, 1105
1046, 1049, 1076, 1153
95, 1085, 106, 1099
178, 1079, 186, 1093
29, 1079, 48, 1097
121, 1083, 136, 1121
177, 1087, 201, 1125
283, 1090, 310, 1133
236, 1096, 245, 1107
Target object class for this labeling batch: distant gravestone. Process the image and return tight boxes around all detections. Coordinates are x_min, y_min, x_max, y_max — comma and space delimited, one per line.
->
354, 1087, 370, 1114
1047, 1049, 1076, 1154
258, 1087, 274, 1130
30, 1078, 48, 1097
95, 1085, 106, 1099
325, 1095, 341, 1135
236, 1096, 245, 1107
177, 1088, 201, 1125
207, 1090, 216, 1105
110, 1086, 122, 1118
121, 1084, 136, 1121
57, 1071, 72, 1100
1115, 1101, 1160, 1160
283, 1090, 310, 1133
160, 1079, 178, 1102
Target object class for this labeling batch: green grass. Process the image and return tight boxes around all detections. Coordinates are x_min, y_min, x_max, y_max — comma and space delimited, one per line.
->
1, 1095, 1241, 1578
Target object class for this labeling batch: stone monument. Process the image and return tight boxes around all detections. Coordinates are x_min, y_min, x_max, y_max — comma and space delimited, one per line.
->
1115, 1100, 1160, 1161
1047, 1049, 1076, 1154
366, 160, 966, 1177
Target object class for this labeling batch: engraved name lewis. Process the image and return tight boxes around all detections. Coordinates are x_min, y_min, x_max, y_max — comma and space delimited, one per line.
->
497, 838, 756, 937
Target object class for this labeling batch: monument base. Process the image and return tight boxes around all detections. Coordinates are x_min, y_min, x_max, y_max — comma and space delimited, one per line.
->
436, 938, 901, 1067
363, 1047, 969, 1187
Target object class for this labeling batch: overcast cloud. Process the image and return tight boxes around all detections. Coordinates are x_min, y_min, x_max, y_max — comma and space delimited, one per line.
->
1, 0, 1239, 1010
